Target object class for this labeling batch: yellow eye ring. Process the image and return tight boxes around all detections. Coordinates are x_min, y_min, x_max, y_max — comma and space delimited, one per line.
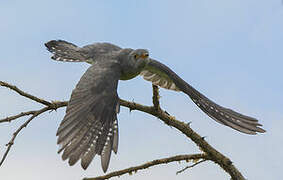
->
134, 54, 139, 59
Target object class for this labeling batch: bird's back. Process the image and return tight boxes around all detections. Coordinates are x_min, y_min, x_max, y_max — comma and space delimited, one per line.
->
80, 43, 122, 63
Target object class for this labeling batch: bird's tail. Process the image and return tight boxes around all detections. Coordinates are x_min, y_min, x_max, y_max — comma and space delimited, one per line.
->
45, 40, 87, 62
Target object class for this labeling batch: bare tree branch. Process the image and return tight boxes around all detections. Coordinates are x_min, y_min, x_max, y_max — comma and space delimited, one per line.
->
0, 107, 49, 166
83, 154, 209, 180
119, 100, 245, 180
0, 100, 67, 167
0, 81, 54, 107
152, 84, 160, 110
0, 81, 246, 180
176, 159, 207, 175
0, 110, 36, 124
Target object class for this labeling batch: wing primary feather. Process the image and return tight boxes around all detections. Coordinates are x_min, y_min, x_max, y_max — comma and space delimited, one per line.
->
112, 118, 119, 154
56, 62, 121, 172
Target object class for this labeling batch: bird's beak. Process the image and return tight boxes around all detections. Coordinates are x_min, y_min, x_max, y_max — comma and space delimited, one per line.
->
140, 53, 149, 59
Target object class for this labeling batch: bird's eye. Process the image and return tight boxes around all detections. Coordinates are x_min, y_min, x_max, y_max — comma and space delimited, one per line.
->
144, 53, 149, 58
134, 54, 139, 59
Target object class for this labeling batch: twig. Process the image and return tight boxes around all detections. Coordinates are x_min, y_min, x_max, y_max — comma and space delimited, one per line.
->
0, 110, 36, 123
0, 101, 68, 167
176, 159, 207, 175
152, 84, 160, 110
0, 107, 50, 166
84, 154, 208, 180
0, 81, 54, 107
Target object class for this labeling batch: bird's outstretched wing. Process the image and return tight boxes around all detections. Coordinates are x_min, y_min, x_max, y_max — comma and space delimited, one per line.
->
45, 40, 121, 63
57, 60, 121, 172
141, 59, 265, 135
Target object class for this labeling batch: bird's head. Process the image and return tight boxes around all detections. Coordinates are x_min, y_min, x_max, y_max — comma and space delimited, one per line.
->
119, 49, 150, 80
128, 49, 150, 69
130, 49, 150, 61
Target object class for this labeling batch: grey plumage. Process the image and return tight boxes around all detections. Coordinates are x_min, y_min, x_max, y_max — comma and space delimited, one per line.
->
45, 40, 86, 62
55, 58, 121, 172
143, 59, 265, 134
45, 40, 121, 63
45, 40, 265, 172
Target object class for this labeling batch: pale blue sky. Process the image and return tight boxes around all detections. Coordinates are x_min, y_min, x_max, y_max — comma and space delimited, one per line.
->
0, 0, 283, 179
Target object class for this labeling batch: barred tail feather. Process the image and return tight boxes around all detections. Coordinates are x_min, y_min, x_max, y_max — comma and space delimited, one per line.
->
45, 40, 86, 62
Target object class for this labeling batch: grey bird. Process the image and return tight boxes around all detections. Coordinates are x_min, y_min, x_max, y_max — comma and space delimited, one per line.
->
45, 40, 265, 172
